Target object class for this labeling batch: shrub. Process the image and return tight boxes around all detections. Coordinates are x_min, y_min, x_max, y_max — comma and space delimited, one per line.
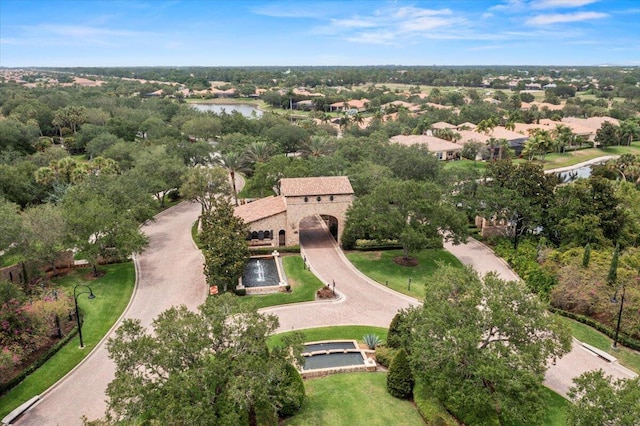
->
363, 334, 381, 349
387, 309, 410, 349
386, 348, 414, 399
234, 288, 246, 296
413, 381, 459, 426
276, 362, 305, 418
375, 346, 396, 368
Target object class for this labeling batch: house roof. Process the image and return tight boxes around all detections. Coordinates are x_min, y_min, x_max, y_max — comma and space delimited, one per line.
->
279, 176, 354, 197
390, 135, 463, 152
562, 116, 619, 130
234, 196, 286, 223
431, 121, 457, 129
489, 127, 528, 141
457, 130, 490, 144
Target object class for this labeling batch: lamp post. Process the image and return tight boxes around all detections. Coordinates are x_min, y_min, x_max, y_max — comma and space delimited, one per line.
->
73, 284, 95, 349
610, 284, 625, 350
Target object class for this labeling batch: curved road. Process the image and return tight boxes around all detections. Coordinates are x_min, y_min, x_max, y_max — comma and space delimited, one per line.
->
17, 172, 636, 422
261, 216, 419, 332
17, 202, 207, 425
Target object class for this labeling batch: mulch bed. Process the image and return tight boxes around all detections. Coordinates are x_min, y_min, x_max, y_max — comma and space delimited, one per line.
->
392, 256, 418, 267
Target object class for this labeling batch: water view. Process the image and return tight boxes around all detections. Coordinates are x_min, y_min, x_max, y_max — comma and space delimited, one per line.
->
191, 103, 263, 118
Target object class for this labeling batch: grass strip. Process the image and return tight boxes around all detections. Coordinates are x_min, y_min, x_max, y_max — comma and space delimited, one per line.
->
346, 249, 462, 299
283, 372, 424, 426
558, 315, 640, 374
269, 326, 387, 349
242, 256, 325, 310
0, 263, 135, 418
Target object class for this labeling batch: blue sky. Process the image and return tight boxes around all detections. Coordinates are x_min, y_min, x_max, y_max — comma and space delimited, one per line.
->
1, 0, 638, 67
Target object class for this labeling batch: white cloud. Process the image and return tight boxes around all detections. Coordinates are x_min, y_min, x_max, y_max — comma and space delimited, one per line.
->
488, 0, 527, 14
526, 11, 608, 25
531, 0, 599, 9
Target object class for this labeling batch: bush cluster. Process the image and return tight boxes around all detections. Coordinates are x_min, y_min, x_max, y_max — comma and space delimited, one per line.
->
386, 348, 414, 400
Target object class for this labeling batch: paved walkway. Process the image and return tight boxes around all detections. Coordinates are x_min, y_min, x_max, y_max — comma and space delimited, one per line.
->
16, 202, 207, 425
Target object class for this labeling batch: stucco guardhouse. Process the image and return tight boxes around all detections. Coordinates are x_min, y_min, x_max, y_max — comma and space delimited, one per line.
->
234, 176, 354, 247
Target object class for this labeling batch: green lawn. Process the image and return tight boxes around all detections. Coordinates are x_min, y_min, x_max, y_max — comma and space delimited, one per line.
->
536, 143, 640, 170
269, 325, 388, 349
240, 256, 325, 310
346, 249, 462, 299
558, 316, 640, 374
443, 159, 487, 173
539, 387, 570, 426
0, 263, 135, 419
283, 372, 425, 426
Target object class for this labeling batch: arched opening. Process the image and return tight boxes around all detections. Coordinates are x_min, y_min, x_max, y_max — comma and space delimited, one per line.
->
251, 231, 259, 240
278, 230, 286, 246
320, 215, 339, 241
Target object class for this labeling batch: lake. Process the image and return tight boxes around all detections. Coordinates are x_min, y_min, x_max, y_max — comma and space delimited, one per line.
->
191, 103, 263, 118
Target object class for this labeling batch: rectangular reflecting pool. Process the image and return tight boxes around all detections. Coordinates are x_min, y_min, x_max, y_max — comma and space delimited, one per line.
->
242, 258, 280, 287
304, 341, 358, 353
303, 352, 366, 370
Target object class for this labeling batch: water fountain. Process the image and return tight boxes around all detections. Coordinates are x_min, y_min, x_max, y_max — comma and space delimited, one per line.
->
238, 251, 288, 294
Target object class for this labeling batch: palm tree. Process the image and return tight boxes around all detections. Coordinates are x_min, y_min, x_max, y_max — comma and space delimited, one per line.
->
476, 117, 498, 135
553, 124, 575, 153
301, 136, 335, 158
244, 140, 272, 166
351, 112, 365, 128
217, 151, 247, 205
434, 128, 462, 142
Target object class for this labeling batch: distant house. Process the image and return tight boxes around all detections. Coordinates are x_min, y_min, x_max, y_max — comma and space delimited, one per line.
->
431, 121, 457, 130
329, 99, 369, 112
294, 100, 315, 111
389, 135, 462, 160
525, 83, 542, 90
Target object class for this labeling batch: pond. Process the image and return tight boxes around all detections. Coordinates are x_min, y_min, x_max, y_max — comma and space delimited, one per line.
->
191, 103, 263, 118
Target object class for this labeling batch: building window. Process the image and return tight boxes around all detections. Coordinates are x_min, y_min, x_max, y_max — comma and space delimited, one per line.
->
316, 196, 321, 202
330, 195, 334, 201
304, 197, 308, 202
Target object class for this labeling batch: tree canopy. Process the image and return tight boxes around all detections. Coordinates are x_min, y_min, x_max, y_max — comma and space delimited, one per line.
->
105, 294, 303, 425
406, 265, 571, 424
343, 179, 468, 258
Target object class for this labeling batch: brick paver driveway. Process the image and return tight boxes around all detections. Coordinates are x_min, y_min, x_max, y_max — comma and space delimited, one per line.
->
261, 216, 419, 332
16, 202, 207, 425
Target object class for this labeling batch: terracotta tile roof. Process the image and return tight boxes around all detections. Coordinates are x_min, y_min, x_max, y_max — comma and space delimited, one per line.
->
457, 130, 490, 144
390, 135, 462, 152
234, 196, 286, 223
563, 116, 619, 130
431, 121, 457, 129
279, 176, 354, 197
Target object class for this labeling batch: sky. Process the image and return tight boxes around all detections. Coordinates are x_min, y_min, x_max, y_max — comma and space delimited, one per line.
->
0, 0, 639, 67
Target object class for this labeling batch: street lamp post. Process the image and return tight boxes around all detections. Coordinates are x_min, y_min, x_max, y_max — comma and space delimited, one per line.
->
73, 284, 95, 349
610, 284, 625, 350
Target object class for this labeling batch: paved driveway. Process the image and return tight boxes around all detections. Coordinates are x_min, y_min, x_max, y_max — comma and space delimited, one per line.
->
445, 237, 636, 396
16, 202, 207, 425
261, 216, 419, 332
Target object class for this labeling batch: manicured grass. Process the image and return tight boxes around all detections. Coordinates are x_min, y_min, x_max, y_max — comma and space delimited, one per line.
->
0, 263, 135, 418
269, 326, 388, 349
538, 143, 640, 170
241, 256, 325, 310
346, 249, 462, 299
558, 316, 640, 374
539, 387, 569, 426
443, 159, 487, 173
283, 372, 425, 426
0, 252, 23, 268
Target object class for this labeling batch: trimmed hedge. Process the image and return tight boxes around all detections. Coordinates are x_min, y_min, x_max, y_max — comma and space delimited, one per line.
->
413, 381, 459, 426
249, 246, 300, 255
0, 327, 78, 395
386, 348, 414, 400
375, 346, 396, 369
549, 307, 640, 351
